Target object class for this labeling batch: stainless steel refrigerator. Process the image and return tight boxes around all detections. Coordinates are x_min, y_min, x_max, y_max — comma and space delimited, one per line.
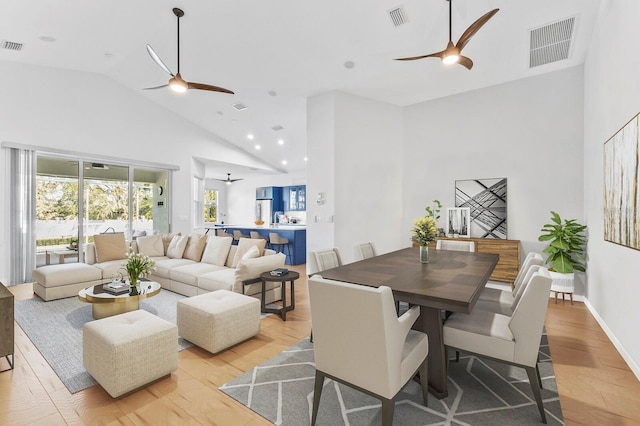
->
256, 199, 273, 224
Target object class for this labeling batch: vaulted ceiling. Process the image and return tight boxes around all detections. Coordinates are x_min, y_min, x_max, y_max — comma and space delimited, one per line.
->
0, 0, 602, 177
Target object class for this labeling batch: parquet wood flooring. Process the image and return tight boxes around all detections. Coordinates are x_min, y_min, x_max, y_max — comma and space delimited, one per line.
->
1, 264, 639, 425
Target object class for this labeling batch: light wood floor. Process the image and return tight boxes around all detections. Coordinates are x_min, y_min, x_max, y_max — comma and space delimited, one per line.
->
2, 265, 639, 425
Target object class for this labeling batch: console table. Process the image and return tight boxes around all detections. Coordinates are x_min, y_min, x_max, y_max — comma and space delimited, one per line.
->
0, 281, 14, 372
430, 237, 521, 286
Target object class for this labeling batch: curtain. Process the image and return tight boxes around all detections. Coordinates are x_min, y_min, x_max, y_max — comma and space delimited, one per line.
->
9, 147, 36, 284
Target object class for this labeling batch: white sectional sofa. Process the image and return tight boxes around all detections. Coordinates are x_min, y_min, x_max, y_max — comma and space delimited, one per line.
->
34, 232, 286, 303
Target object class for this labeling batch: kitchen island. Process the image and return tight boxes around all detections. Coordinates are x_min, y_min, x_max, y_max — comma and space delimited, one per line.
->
223, 225, 306, 265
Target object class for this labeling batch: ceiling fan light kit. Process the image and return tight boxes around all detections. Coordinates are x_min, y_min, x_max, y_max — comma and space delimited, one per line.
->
214, 173, 244, 185
395, 0, 498, 70
144, 8, 234, 95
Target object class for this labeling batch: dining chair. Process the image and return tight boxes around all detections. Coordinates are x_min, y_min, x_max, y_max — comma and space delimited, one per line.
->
249, 231, 269, 248
476, 252, 544, 315
436, 239, 475, 252
215, 229, 231, 238
309, 248, 343, 275
443, 267, 553, 423
232, 230, 250, 243
353, 242, 377, 261
269, 232, 290, 262
308, 275, 429, 426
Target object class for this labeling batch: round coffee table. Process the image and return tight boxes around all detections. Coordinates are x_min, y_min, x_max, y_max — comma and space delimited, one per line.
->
78, 281, 161, 319
259, 271, 299, 321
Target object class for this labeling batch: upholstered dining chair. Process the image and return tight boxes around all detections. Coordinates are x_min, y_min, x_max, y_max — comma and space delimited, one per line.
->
308, 275, 429, 426
443, 267, 553, 423
476, 252, 545, 315
215, 229, 232, 238
232, 230, 250, 243
249, 231, 268, 248
435, 239, 475, 252
353, 242, 377, 261
309, 248, 343, 275
269, 233, 290, 262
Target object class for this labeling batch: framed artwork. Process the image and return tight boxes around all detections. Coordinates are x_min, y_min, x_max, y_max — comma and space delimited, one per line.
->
604, 112, 640, 250
446, 207, 471, 238
455, 178, 507, 239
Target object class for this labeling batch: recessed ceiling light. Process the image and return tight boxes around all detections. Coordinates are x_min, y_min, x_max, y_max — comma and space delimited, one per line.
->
39, 36, 56, 42
232, 103, 247, 111
247, 134, 254, 140
255, 144, 261, 150
278, 139, 284, 145
344, 61, 355, 69
304, 157, 308, 162
282, 160, 287, 165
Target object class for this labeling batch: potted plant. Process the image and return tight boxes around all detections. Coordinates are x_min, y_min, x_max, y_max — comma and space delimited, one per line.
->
538, 211, 587, 302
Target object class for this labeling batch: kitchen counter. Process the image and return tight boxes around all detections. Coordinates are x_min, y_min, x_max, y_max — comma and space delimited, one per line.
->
223, 225, 306, 265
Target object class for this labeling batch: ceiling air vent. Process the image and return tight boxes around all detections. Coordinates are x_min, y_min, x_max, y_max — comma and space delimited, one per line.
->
2, 40, 23, 51
271, 125, 284, 131
529, 16, 575, 68
388, 6, 408, 27
232, 103, 247, 111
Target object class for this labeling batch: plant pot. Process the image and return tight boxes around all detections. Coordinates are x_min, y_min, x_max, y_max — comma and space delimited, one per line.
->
549, 271, 574, 304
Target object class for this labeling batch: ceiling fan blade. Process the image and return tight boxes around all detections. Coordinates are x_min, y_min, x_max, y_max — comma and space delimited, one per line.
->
146, 44, 175, 77
142, 84, 169, 90
395, 50, 446, 61
455, 8, 499, 52
457, 55, 473, 70
187, 81, 235, 95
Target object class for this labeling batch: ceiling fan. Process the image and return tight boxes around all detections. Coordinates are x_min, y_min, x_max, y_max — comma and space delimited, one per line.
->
214, 173, 244, 185
144, 8, 234, 94
395, 0, 499, 70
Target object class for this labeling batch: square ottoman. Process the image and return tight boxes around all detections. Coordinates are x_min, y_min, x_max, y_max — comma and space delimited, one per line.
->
33, 263, 103, 301
177, 290, 260, 354
83, 310, 178, 398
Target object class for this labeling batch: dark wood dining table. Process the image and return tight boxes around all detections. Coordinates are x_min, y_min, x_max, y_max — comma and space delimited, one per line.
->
315, 246, 499, 399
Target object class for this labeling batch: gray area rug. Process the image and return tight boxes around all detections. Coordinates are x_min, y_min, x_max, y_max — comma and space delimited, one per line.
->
14, 290, 191, 394
220, 335, 564, 425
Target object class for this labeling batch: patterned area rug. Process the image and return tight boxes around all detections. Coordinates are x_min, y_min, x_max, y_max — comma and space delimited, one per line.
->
14, 290, 191, 394
220, 336, 564, 425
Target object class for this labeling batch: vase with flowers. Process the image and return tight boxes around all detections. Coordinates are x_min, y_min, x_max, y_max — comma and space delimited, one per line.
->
123, 250, 156, 296
411, 216, 438, 263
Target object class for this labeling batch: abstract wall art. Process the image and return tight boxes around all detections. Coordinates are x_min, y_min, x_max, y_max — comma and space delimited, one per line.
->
455, 178, 507, 239
604, 112, 640, 250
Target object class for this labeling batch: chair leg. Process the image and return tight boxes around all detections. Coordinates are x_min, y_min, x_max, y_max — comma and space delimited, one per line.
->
525, 366, 547, 424
569, 292, 574, 305
311, 370, 325, 426
418, 356, 429, 407
380, 397, 395, 426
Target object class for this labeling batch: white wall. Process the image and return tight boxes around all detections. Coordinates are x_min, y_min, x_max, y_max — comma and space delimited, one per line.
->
583, 0, 640, 377
0, 61, 274, 283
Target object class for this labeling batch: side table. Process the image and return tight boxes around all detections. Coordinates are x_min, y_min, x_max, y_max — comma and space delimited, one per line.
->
0, 281, 14, 372
259, 271, 299, 321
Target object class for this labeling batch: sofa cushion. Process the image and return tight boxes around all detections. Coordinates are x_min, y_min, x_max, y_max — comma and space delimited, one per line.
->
154, 258, 196, 278
183, 234, 207, 262
242, 245, 260, 260
236, 253, 286, 283
198, 268, 236, 293
232, 238, 266, 267
137, 234, 164, 257
201, 236, 233, 266
167, 235, 189, 259
162, 233, 181, 255
93, 233, 128, 263
92, 259, 127, 280
170, 263, 227, 286
32, 263, 102, 287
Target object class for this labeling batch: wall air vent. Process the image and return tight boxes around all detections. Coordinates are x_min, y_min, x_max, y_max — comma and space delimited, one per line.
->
529, 16, 575, 68
271, 125, 284, 131
2, 40, 23, 51
388, 6, 408, 27
232, 103, 247, 111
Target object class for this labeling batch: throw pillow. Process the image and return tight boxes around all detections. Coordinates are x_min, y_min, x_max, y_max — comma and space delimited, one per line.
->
183, 234, 208, 261
232, 238, 266, 268
136, 234, 164, 257
162, 232, 181, 255
201, 236, 233, 266
241, 245, 260, 260
236, 253, 286, 282
93, 233, 128, 262
167, 235, 189, 259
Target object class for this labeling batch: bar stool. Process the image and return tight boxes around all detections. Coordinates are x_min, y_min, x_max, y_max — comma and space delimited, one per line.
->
250, 231, 269, 248
233, 230, 250, 244
269, 233, 291, 263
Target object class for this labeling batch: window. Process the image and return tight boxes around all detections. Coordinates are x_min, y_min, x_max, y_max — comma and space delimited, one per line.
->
204, 189, 218, 223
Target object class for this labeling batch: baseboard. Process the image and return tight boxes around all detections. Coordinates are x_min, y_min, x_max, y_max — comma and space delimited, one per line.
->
583, 297, 640, 381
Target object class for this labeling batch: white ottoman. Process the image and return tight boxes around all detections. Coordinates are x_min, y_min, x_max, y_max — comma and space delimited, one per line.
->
83, 310, 178, 398
177, 290, 260, 354
33, 263, 103, 301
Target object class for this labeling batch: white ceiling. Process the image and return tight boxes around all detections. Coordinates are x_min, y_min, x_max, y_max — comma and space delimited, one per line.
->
0, 0, 602, 177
